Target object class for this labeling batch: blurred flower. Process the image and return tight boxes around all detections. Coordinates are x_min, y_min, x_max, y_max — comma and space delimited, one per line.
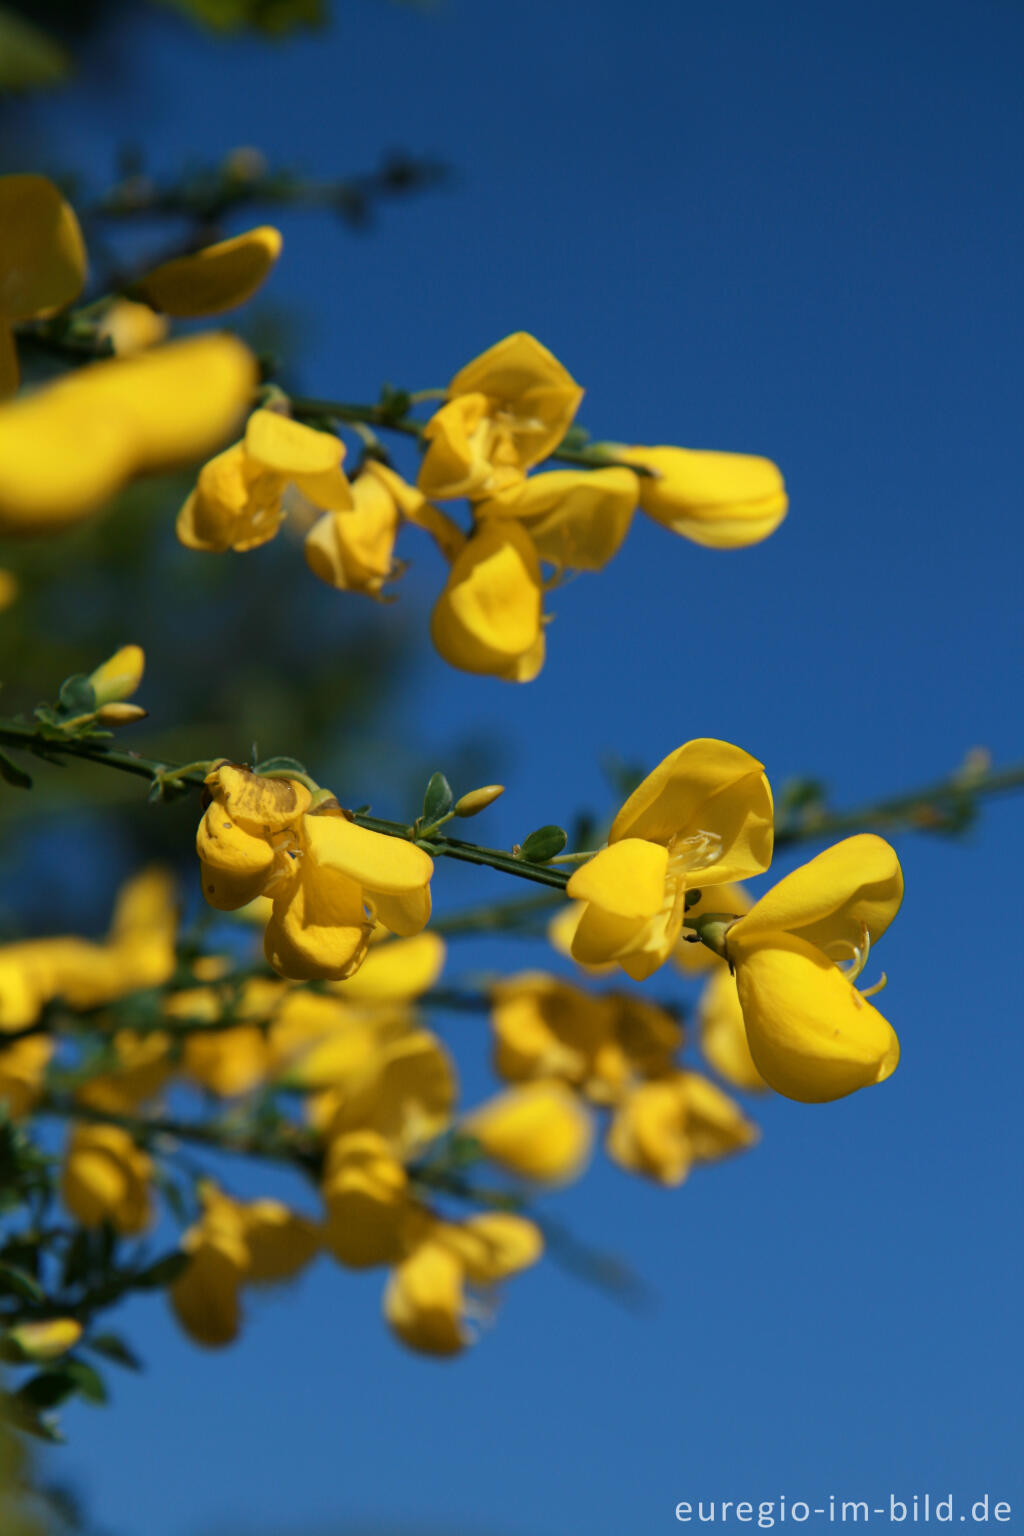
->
0, 173, 86, 398
431, 517, 545, 680
304, 460, 404, 598
462, 1080, 593, 1182
95, 298, 168, 356
61, 1123, 153, 1233
0, 1036, 53, 1118
606, 1070, 758, 1185
697, 965, 768, 1093
135, 226, 282, 317
478, 465, 638, 572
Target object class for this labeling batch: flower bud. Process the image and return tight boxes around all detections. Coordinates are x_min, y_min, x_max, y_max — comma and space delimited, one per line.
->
87, 644, 144, 706
7, 1317, 83, 1361
453, 784, 505, 818
94, 702, 148, 726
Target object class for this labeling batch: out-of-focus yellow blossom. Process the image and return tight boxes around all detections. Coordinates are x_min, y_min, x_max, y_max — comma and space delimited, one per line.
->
0, 334, 256, 535
322, 1130, 413, 1269
320, 1025, 457, 1157
725, 834, 903, 1103
697, 965, 768, 1092
565, 739, 773, 981
95, 298, 168, 356
462, 1080, 593, 1183
170, 1184, 319, 1348
418, 332, 583, 502
87, 643, 144, 706
384, 1211, 543, 1357
431, 517, 545, 681
7, 1318, 83, 1362
61, 1123, 153, 1233
672, 882, 751, 975
178, 408, 351, 554
0, 174, 86, 398
75, 1029, 173, 1114
0, 569, 19, 610
620, 445, 787, 549
0, 1036, 53, 1118
607, 1070, 758, 1185
547, 902, 615, 974
478, 466, 638, 572
0, 867, 177, 1032
179, 1022, 270, 1097
304, 460, 405, 598
329, 931, 446, 1002
136, 227, 282, 317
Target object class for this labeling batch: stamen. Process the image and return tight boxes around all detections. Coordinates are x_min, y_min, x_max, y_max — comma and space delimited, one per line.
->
826, 922, 871, 984
859, 972, 888, 999
667, 829, 723, 877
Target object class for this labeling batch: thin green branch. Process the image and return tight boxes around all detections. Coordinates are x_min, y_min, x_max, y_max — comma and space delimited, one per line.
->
774, 761, 1024, 847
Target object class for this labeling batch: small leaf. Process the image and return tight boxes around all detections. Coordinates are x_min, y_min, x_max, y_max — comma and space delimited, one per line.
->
253, 755, 308, 776
63, 1358, 108, 1404
86, 1332, 142, 1372
0, 750, 32, 789
17, 1370, 79, 1411
0, 1395, 64, 1442
519, 825, 568, 863
56, 674, 96, 717
0, 1260, 45, 1303
421, 771, 453, 824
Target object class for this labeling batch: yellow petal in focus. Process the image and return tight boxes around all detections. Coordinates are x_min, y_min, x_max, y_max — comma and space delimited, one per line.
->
304, 813, 434, 896
566, 839, 669, 921
623, 445, 787, 549
482, 467, 638, 571
448, 332, 584, 469
87, 643, 144, 705
734, 932, 900, 1103
136, 226, 282, 317
430, 518, 543, 678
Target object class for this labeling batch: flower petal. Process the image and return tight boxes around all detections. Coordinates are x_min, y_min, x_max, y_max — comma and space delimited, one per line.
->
481, 467, 638, 570
430, 518, 543, 676
196, 803, 276, 911
385, 1241, 468, 1356
136, 226, 282, 317
566, 839, 668, 920
729, 834, 904, 958
623, 445, 787, 549
0, 174, 86, 321
463, 1081, 593, 1183
304, 812, 434, 895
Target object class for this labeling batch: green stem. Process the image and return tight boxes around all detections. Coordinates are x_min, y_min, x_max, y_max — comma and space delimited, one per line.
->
774, 761, 1024, 847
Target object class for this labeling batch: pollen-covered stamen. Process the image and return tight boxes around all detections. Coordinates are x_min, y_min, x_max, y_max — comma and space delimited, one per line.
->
666, 829, 723, 880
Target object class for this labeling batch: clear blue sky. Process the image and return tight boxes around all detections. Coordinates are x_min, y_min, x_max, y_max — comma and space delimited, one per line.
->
18, 1, 1024, 1532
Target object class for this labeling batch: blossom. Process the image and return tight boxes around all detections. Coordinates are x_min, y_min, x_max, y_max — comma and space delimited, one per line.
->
0, 866, 177, 1032
0, 334, 256, 535
476, 466, 638, 572
565, 738, 774, 980
7, 1319, 83, 1362
178, 408, 352, 553
725, 834, 903, 1102
384, 1211, 543, 1357
170, 1184, 319, 1348
304, 460, 405, 598
135, 226, 282, 317
87, 643, 144, 706
0, 173, 86, 398
0, 1036, 54, 1118
621, 445, 787, 549
461, 1080, 594, 1182
697, 965, 768, 1093
61, 1124, 153, 1234
606, 1070, 758, 1185
430, 517, 545, 680
418, 332, 583, 502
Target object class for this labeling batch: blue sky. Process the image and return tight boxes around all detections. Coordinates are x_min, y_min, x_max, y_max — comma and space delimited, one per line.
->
12, 0, 1024, 1532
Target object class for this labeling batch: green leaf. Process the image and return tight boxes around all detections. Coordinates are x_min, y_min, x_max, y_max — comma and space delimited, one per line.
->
56, 674, 96, 717
63, 1358, 108, 1404
0, 6, 70, 92
0, 1392, 64, 1442
129, 1251, 189, 1289
86, 1332, 142, 1372
0, 1261, 45, 1304
0, 750, 32, 789
519, 825, 568, 863
421, 771, 453, 824
17, 1370, 79, 1411
253, 754, 308, 776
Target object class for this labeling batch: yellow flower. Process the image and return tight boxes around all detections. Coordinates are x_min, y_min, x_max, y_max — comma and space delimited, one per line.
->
418, 332, 583, 501
0, 1036, 54, 1118
75, 1029, 173, 1114
0, 173, 86, 398
621, 445, 787, 549
0, 866, 177, 1032
178, 408, 352, 553
320, 1025, 456, 1157
477, 466, 638, 571
304, 460, 404, 598
0, 334, 256, 535
431, 517, 545, 681
61, 1124, 153, 1234
565, 738, 774, 981
169, 1185, 318, 1348
606, 1070, 758, 1185
672, 882, 751, 975
179, 1018, 270, 1098
95, 298, 168, 356
7, 1318, 83, 1362
725, 834, 903, 1103
462, 1080, 593, 1183
322, 1130, 414, 1269
196, 765, 312, 911
135, 226, 282, 317
329, 932, 446, 1002
263, 806, 435, 983
384, 1211, 542, 1357
87, 643, 144, 706
0, 568, 18, 610
697, 965, 768, 1093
